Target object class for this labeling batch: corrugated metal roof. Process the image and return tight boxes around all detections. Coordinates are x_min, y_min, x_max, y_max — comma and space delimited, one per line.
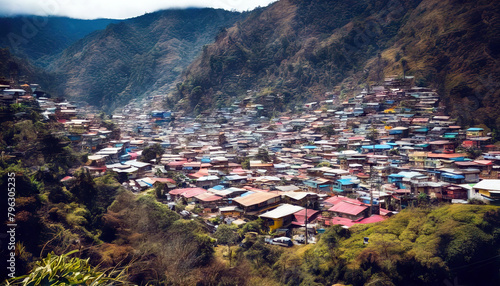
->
328, 201, 367, 216
259, 204, 304, 219
473, 180, 500, 191
233, 192, 280, 207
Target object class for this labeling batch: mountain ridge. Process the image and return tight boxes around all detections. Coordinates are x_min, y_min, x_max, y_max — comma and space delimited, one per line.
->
49, 8, 243, 111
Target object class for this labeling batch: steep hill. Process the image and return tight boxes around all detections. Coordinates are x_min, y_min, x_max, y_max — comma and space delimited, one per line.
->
0, 48, 62, 95
51, 8, 242, 111
175, 0, 422, 112
175, 0, 500, 133
364, 0, 500, 132
0, 16, 119, 66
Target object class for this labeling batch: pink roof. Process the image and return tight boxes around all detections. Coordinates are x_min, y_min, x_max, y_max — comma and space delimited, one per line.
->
379, 208, 393, 216
195, 192, 222, 202
169, 187, 206, 198
168, 160, 188, 166
324, 196, 367, 206
151, 178, 175, 184
348, 136, 365, 140
355, 215, 386, 224
474, 160, 493, 165
293, 209, 319, 225
60, 176, 74, 182
328, 201, 367, 216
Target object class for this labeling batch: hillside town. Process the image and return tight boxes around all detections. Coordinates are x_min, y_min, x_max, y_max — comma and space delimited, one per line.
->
2, 76, 500, 244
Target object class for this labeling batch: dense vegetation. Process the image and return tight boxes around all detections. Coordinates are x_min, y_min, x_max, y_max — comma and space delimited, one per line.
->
174, 0, 422, 112
174, 0, 500, 136
0, 16, 118, 66
231, 204, 500, 286
0, 48, 62, 96
50, 8, 243, 111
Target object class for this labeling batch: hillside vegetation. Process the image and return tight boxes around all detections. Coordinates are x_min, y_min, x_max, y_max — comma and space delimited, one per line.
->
51, 8, 243, 111
174, 0, 500, 134
234, 204, 500, 286
0, 16, 118, 66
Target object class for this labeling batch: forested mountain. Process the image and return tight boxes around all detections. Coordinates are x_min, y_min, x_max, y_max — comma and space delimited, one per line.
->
175, 0, 500, 133
175, 0, 422, 112
0, 48, 62, 95
50, 8, 243, 111
0, 16, 119, 66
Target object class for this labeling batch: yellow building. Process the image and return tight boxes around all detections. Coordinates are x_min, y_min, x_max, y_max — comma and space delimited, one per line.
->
473, 179, 500, 204
259, 204, 305, 232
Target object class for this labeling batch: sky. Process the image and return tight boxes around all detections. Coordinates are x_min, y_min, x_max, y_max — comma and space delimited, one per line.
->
0, 0, 277, 19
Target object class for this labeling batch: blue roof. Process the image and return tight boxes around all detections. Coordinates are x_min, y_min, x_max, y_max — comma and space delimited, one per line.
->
302, 146, 318, 149
389, 174, 405, 178
362, 144, 392, 150
389, 130, 403, 134
337, 178, 355, 185
240, 191, 255, 197
467, 128, 483, 131
442, 173, 465, 179
212, 185, 225, 190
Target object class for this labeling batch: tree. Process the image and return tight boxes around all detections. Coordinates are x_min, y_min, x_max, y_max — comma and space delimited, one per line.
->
214, 224, 239, 267
366, 128, 379, 142
141, 143, 164, 163
241, 158, 250, 170
255, 148, 272, 163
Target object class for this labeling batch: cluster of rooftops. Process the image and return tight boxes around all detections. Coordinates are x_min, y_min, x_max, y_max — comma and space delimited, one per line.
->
10, 80, 500, 232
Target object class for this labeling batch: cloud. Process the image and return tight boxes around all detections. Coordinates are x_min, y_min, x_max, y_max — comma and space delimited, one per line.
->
0, 0, 277, 19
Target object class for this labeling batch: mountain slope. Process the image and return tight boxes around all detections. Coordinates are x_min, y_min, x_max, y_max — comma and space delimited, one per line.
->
174, 0, 422, 113
364, 0, 500, 132
0, 16, 119, 66
0, 48, 62, 96
51, 8, 242, 111
175, 0, 500, 134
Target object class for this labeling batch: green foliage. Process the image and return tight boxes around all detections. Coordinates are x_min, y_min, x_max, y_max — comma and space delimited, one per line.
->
140, 143, 164, 163
214, 224, 239, 246
241, 158, 251, 170
7, 250, 131, 286
239, 217, 267, 235
255, 148, 272, 163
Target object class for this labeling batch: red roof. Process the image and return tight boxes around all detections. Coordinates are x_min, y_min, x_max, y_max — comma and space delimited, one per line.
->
328, 201, 367, 216
293, 209, 319, 225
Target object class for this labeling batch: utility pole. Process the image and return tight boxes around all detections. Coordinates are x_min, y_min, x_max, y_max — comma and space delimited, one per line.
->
304, 198, 308, 245
369, 160, 375, 216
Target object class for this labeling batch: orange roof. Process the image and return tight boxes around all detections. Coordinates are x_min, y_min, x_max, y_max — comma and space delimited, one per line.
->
233, 192, 280, 207
427, 153, 464, 159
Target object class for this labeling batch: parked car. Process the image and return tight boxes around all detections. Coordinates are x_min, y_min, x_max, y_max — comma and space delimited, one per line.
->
265, 236, 293, 247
